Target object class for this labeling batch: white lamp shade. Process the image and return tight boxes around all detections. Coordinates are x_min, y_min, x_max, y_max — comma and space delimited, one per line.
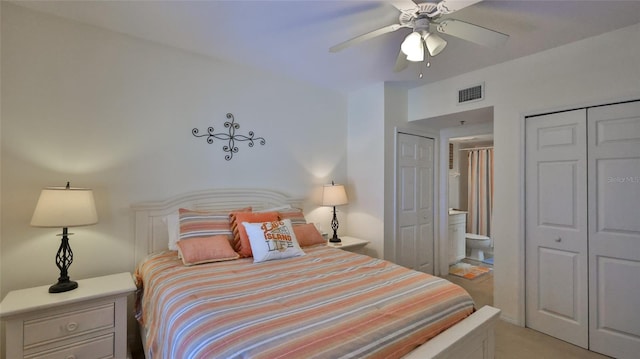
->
401, 32, 424, 62
322, 184, 348, 206
406, 48, 424, 62
425, 32, 447, 56
31, 186, 98, 228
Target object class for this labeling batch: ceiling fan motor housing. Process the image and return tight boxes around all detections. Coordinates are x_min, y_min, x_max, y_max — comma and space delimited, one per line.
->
399, 2, 439, 28
413, 18, 431, 35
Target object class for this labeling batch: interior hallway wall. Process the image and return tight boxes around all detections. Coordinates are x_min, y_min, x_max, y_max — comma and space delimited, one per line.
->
409, 23, 640, 324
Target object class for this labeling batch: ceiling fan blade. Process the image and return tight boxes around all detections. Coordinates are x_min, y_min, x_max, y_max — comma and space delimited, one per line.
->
329, 24, 404, 53
390, 0, 419, 12
436, 0, 483, 15
394, 50, 409, 72
436, 19, 508, 48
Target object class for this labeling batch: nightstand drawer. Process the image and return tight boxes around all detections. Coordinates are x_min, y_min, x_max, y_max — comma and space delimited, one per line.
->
24, 303, 115, 347
28, 333, 114, 359
1, 273, 135, 359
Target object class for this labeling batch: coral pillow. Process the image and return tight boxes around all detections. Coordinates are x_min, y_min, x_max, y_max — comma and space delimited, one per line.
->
178, 207, 251, 249
293, 223, 327, 247
243, 219, 305, 263
230, 211, 279, 257
176, 235, 239, 266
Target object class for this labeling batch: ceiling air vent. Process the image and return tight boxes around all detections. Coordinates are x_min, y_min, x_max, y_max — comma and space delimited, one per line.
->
458, 83, 484, 104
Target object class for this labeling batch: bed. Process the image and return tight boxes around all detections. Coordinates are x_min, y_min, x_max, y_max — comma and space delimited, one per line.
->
132, 188, 500, 359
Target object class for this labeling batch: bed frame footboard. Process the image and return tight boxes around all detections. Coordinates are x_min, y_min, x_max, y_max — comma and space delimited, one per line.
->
403, 305, 501, 359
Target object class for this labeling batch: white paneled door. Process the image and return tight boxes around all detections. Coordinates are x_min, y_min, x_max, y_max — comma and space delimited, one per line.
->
397, 133, 434, 274
526, 100, 640, 358
525, 109, 589, 348
587, 101, 640, 359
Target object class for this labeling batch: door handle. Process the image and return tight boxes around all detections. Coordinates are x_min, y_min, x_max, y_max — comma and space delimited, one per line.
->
555, 237, 562, 242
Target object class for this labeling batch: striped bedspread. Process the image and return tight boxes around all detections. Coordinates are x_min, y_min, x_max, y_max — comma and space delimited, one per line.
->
134, 245, 474, 359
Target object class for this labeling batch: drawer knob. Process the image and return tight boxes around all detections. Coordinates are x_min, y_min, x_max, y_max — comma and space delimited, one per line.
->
555, 237, 562, 243
66, 322, 78, 332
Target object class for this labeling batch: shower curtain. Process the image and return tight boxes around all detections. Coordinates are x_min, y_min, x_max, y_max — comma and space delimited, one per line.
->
467, 148, 493, 236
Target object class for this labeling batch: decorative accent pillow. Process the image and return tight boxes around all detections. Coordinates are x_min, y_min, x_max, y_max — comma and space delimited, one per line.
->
230, 211, 279, 257
178, 207, 251, 246
293, 223, 327, 247
176, 235, 239, 266
243, 219, 305, 263
277, 207, 307, 226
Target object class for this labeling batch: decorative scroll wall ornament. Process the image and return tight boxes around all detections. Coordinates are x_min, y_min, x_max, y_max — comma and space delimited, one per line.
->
192, 113, 266, 161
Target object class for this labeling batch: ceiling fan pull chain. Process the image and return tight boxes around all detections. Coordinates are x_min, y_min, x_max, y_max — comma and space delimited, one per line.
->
419, 38, 430, 79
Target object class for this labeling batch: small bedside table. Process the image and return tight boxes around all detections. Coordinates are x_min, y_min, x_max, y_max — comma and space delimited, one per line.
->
327, 236, 369, 252
0, 272, 136, 359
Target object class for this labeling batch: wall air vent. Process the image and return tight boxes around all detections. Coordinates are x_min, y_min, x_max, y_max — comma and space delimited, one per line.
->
458, 83, 484, 104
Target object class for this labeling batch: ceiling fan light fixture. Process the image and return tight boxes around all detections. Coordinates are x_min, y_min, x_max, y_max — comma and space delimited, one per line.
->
406, 48, 424, 62
401, 32, 424, 62
424, 32, 447, 56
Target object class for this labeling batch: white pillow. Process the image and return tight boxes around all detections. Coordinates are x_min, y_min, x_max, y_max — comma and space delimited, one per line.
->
242, 219, 305, 263
253, 204, 292, 213
164, 212, 180, 251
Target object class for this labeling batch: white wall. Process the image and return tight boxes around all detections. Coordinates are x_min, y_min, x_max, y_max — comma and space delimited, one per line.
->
0, 3, 348, 299
346, 82, 436, 264
409, 23, 640, 324
346, 83, 385, 257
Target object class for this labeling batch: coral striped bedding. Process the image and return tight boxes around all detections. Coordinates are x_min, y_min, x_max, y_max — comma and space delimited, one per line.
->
134, 245, 475, 359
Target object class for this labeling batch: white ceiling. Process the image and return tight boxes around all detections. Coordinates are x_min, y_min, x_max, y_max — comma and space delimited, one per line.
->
11, 0, 640, 94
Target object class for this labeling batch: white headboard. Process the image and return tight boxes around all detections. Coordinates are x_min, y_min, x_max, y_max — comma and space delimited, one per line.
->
131, 188, 304, 265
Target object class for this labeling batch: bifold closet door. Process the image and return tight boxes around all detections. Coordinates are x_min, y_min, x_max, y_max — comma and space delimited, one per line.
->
525, 109, 589, 348
587, 101, 640, 358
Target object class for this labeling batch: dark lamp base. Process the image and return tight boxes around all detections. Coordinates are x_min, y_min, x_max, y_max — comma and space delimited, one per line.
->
49, 280, 78, 293
329, 236, 342, 243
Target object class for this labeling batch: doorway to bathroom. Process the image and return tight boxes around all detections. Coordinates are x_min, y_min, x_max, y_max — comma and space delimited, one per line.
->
410, 106, 494, 276
448, 134, 494, 266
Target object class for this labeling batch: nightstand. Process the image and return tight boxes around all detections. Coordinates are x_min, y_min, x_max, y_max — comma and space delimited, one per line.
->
0, 272, 136, 359
327, 236, 369, 252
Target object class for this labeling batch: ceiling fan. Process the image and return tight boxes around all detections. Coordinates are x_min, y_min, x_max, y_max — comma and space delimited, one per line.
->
329, 0, 509, 73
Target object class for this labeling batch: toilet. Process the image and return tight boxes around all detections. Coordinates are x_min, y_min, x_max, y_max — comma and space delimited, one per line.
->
465, 233, 492, 261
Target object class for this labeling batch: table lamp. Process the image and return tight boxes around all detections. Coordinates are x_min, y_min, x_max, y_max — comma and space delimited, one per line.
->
31, 182, 98, 293
322, 181, 348, 243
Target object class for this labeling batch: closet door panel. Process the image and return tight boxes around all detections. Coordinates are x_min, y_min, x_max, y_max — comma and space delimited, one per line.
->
537, 161, 578, 228
596, 257, 640, 336
596, 158, 640, 233
525, 109, 588, 348
537, 247, 580, 320
588, 101, 640, 359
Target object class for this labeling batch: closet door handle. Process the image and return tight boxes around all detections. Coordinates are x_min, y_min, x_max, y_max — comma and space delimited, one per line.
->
555, 237, 562, 243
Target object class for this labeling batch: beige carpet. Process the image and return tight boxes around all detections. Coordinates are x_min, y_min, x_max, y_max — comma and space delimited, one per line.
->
444, 267, 610, 359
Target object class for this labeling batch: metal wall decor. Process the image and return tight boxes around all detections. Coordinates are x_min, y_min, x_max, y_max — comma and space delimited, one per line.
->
192, 113, 266, 161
